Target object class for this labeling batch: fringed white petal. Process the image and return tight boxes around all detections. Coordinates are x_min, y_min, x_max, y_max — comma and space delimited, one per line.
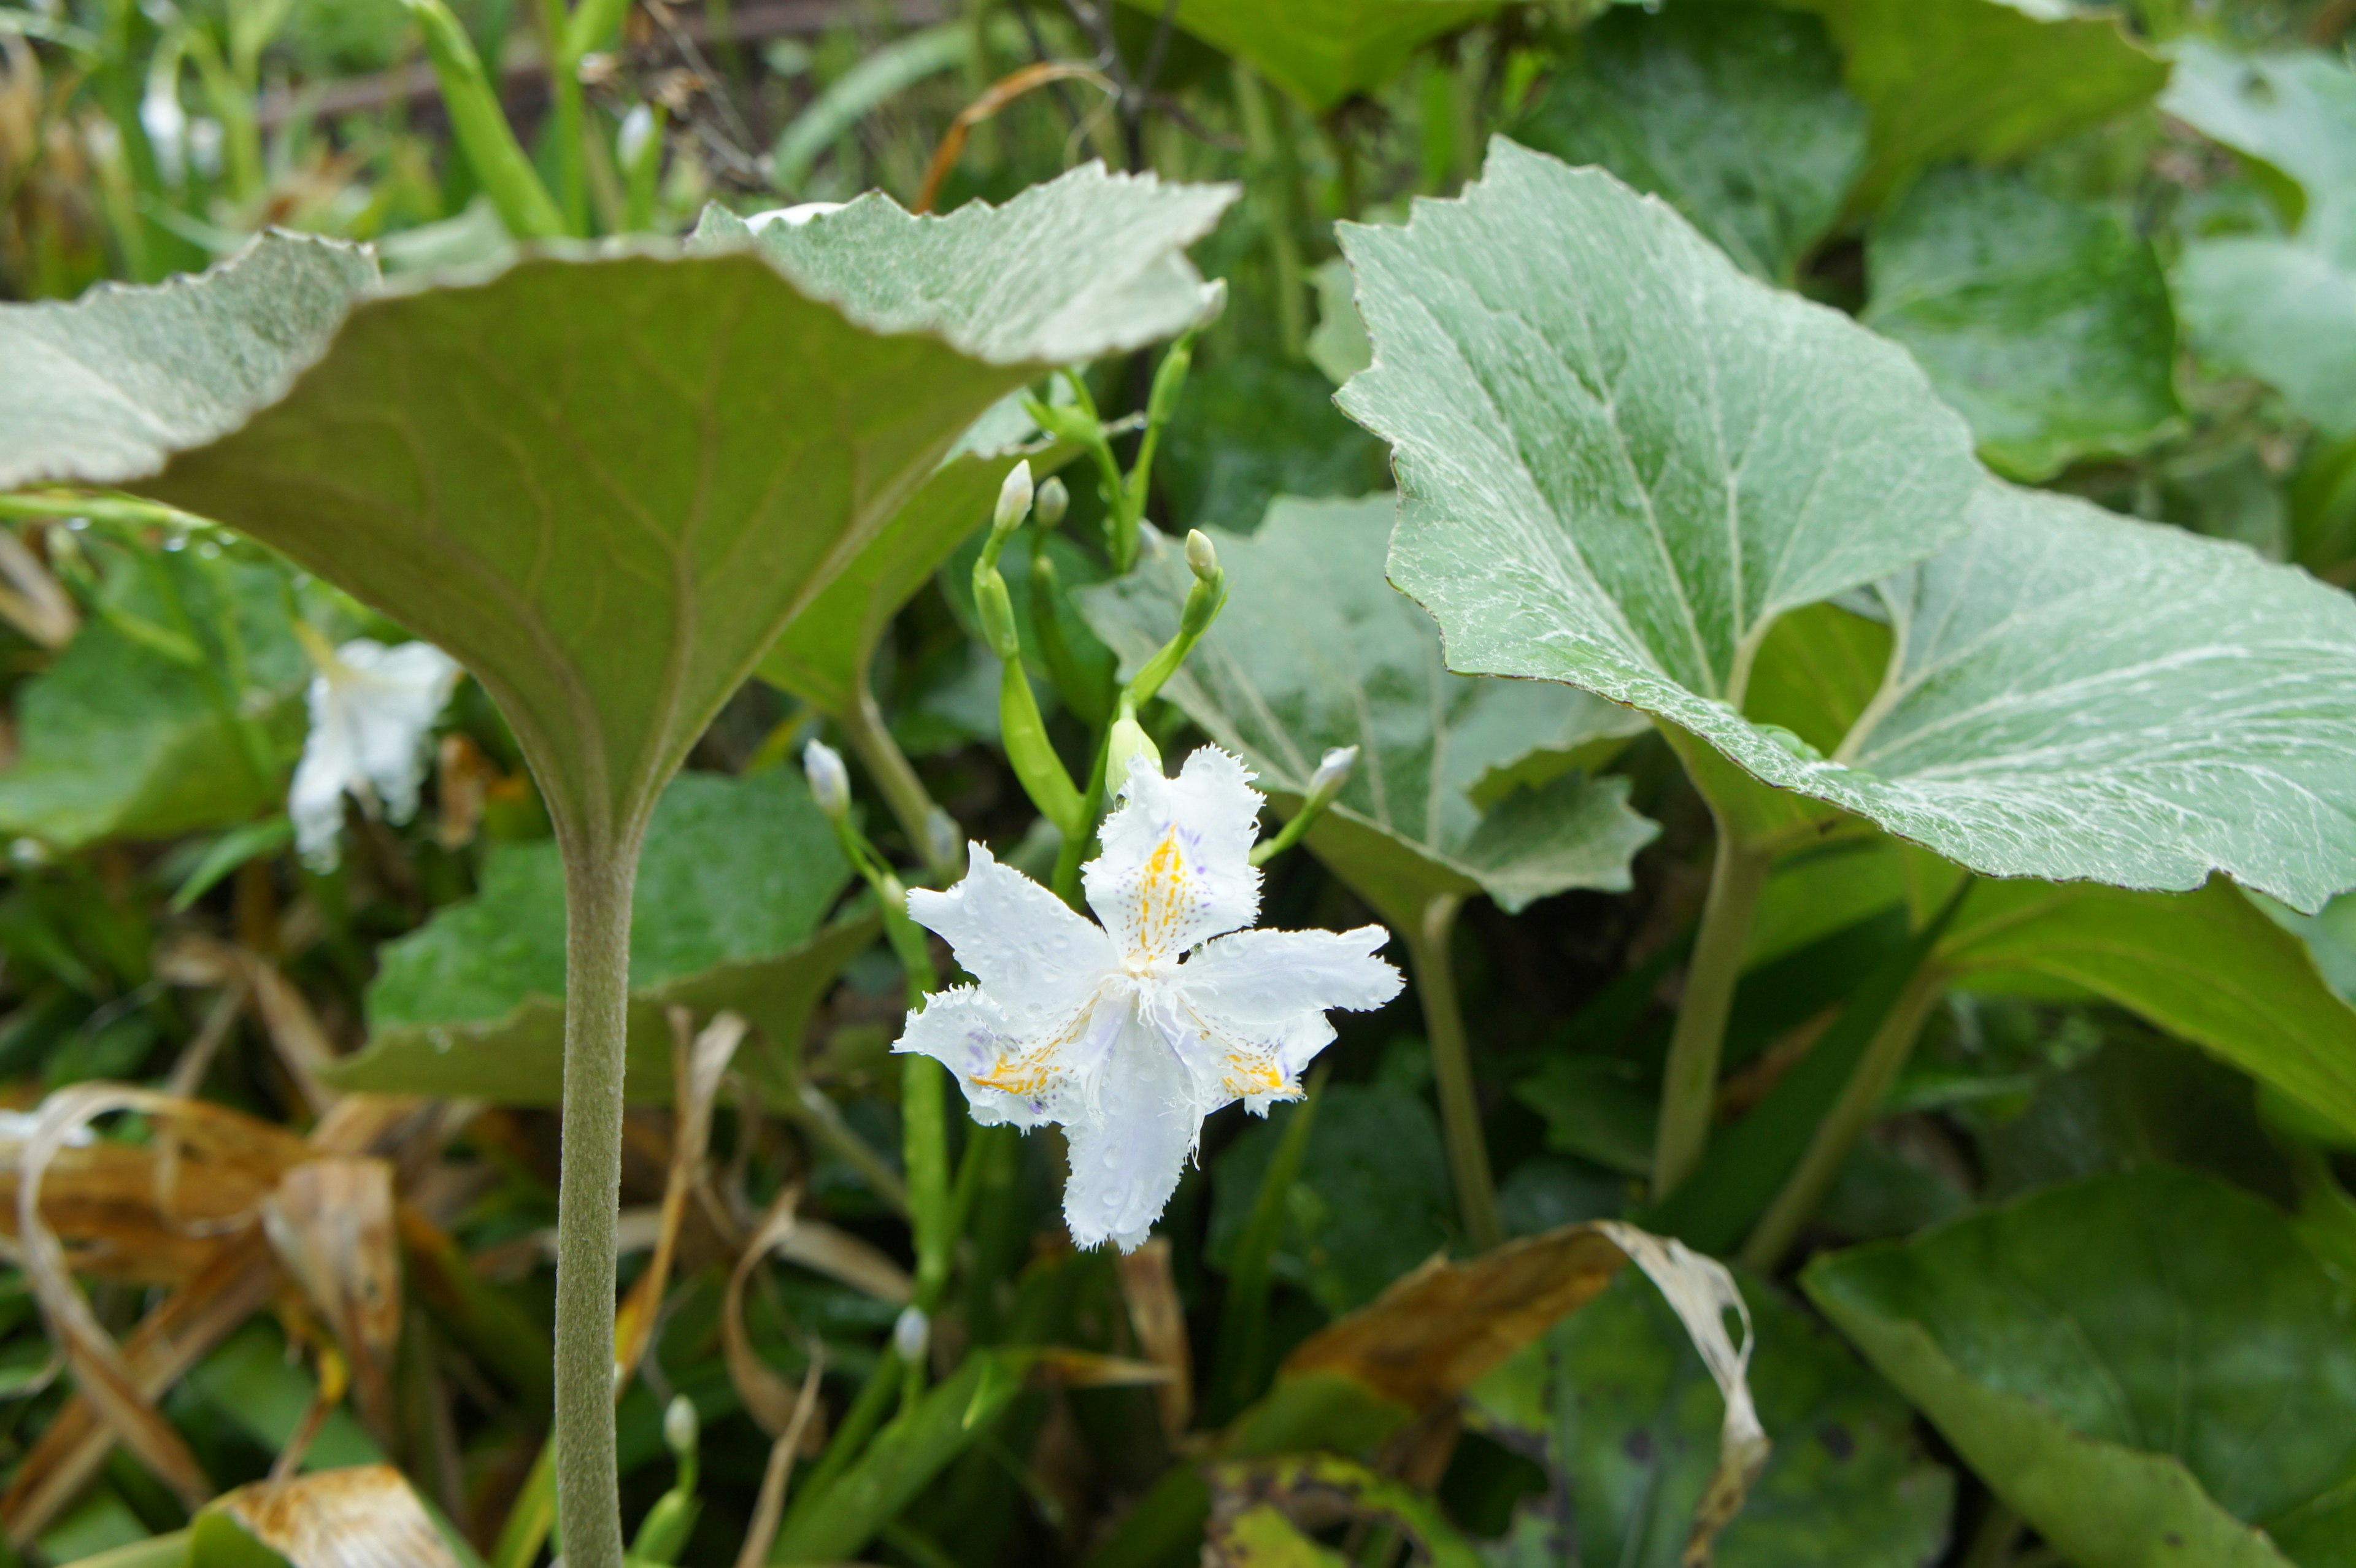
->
906, 842, 1117, 1028
893, 985, 1069, 1130
289, 639, 460, 869
1084, 747, 1264, 962
1059, 1001, 1206, 1253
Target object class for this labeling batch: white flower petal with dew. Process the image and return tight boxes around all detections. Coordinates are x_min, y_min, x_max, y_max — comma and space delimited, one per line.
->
291, 639, 462, 869
896, 747, 1403, 1251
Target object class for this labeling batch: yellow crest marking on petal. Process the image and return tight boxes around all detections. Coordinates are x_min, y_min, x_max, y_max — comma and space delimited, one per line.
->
1130, 826, 1198, 962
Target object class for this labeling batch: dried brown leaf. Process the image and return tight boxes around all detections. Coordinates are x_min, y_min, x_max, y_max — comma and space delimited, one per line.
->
1117, 1239, 1193, 1437
13, 1085, 221, 1508
1, 1229, 275, 1545
617, 1009, 748, 1385
216, 1462, 461, 1568
1279, 1225, 1630, 1412
263, 1157, 402, 1444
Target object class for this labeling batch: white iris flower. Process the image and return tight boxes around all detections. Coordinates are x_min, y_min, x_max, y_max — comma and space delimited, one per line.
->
897, 747, 1403, 1251
290, 638, 463, 870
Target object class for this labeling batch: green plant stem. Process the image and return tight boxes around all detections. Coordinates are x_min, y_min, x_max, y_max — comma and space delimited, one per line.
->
1652, 835, 1775, 1199
1403, 893, 1503, 1253
1739, 963, 1947, 1273
539, 0, 590, 233
1232, 62, 1306, 361
552, 840, 641, 1568
1051, 736, 1112, 909
1209, 1065, 1325, 1420
842, 678, 956, 879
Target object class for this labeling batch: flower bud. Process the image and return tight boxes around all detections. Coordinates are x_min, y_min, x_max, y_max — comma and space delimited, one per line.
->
802, 739, 850, 821
924, 808, 962, 874
1307, 745, 1358, 807
1185, 529, 1219, 583
973, 571, 1022, 660
1106, 712, 1163, 784
618, 103, 657, 169
663, 1394, 699, 1458
1034, 475, 1069, 530
892, 1305, 930, 1365
994, 460, 1035, 536
1147, 338, 1193, 429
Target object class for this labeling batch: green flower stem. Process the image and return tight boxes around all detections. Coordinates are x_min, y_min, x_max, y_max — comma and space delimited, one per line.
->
401, 0, 567, 240
1403, 893, 1503, 1253
1651, 834, 1776, 1199
0, 490, 213, 531
537, 0, 590, 233
1209, 1064, 1325, 1421
1739, 963, 1948, 1273
785, 1079, 912, 1216
552, 840, 642, 1568
1051, 735, 1112, 910
842, 677, 957, 879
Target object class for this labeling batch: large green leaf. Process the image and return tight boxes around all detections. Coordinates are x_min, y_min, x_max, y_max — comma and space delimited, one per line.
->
1468, 1269, 1952, 1568
1804, 1170, 2356, 1568
1157, 351, 1393, 536
0, 169, 1234, 858
1785, 0, 2169, 210
2166, 44, 2356, 434
1341, 147, 2356, 910
754, 394, 1066, 720
1506, 1, 1866, 285
1077, 494, 1656, 929
1113, 0, 1507, 112
1863, 165, 2178, 480
325, 770, 868, 1104
0, 553, 305, 848
1927, 867, 2356, 1138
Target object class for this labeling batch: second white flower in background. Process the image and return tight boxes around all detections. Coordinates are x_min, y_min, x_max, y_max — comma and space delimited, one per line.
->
290, 637, 463, 870
895, 746, 1403, 1251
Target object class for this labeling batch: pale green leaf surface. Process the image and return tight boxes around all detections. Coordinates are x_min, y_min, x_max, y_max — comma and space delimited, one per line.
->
1077, 495, 1655, 929
1787, 0, 2169, 208
755, 394, 1071, 718
1112, 0, 1507, 111
0, 556, 305, 848
1468, 1269, 1952, 1568
1341, 152, 2356, 909
329, 771, 867, 1104
2164, 42, 2356, 260
1804, 1170, 2356, 1568
3, 169, 1234, 852
1507, 1, 1866, 284
0, 233, 379, 490
2176, 236, 2356, 436
2164, 45, 2356, 433
1863, 166, 2177, 480
1342, 143, 1982, 712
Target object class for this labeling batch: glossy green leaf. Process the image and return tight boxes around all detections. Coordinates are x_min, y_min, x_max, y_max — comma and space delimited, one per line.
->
0, 554, 304, 850
2165, 45, 2356, 434
1863, 165, 2177, 480
1804, 1170, 2356, 1568
1342, 155, 2356, 909
1507, 1, 1866, 284
1928, 867, 2356, 1139
1469, 1269, 1952, 1568
1787, 0, 2169, 209
1078, 494, 1657, 929
1113, 0, 1507, 112
1, 170, 1234, 861
1208, 1081, 1454, 1316
755, 394, 1068, 719
326, 771, 868, 1104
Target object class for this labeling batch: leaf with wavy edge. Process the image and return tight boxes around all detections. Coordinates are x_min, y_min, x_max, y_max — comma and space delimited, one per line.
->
1341, 142, 2356, 911
0, 167, 1236, 856
1079, 496, 1655, 929
329, 771, 868, 1104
